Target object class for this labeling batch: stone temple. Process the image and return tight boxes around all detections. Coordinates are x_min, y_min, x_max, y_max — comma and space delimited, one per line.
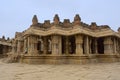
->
1, 14, 120, 64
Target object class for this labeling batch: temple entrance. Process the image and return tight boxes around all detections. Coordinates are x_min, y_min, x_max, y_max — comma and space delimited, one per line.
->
97, 37, 104, 54
90, 37, 104, 54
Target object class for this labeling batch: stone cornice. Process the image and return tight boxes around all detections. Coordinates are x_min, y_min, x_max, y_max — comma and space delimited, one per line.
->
23, 25, 120, 38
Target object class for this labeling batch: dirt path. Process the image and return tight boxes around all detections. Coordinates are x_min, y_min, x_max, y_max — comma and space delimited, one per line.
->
0, 59, 120, 80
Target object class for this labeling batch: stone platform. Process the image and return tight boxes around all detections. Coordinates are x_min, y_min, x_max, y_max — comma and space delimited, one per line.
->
20, 54, 120, 64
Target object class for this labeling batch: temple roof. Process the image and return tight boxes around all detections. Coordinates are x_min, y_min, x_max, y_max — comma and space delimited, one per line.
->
23, 25, 119, 38
23, 14, 120, 38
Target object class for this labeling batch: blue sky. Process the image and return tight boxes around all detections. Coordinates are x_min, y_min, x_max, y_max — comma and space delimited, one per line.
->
0, 0, 120, 38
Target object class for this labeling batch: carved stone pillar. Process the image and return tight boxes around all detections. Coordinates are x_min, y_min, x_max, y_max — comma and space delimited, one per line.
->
113, 38, 117, 54
75, 35, 83, 55
51, 35, 61, 55
89, 38, 92, 54
12, 40, 17, 53
43, 37, 48, 55
65, 36, 69, 55
84, 36, 89, 54
95, 38, 98, 54
27, 35, 38, 55
17, 40, 22, 54
24, 38, 27, 53
116, 39, 119, 54
2, 45, 7, 54
58, 36, 62, 55
8, 46, 12, 52
104, 37, 113, 54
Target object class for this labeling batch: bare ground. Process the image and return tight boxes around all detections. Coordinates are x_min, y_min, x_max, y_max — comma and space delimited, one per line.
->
0, 59, 120, 80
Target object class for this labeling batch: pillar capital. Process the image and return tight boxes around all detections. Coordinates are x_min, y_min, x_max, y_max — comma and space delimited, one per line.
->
104, 37, 113, 44
75, 35, 83, 44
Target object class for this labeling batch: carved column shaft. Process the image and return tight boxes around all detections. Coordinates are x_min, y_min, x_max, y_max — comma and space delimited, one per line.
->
84, 36, 89, 54
17, 40, 24, 54
27, 35, 38, 55
2, 45, 7, 54
65, 36, 69, 55
104, 37, 113, 54
89, 38, 92, 54
113, 38, 117, 54
12, 40, 17, 53
51, 35, 61, 55
95, 38, 98, 54
58, 36, 62, 54
116, 39, 120, 54
24, 38, 27, 53
75, 35, 83, 55
43, 37, 48, 54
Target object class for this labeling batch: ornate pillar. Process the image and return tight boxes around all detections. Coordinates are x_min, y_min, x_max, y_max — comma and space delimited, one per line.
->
75, 35, 83, 55
65, 36, 69, 55
43, 37, 48, 55
2, 45, 7, 54
27, 35, 38, 55
116, 39, 120, 54
104, 37, 113, 55
12, 40, 17, 53
24, 38, 27, 53
17, 40, 22, 54
51, 35, 61, 55
89, 38, 92, 54
113, 38, 117, 54
95, 38, 98, 54
84, 36, 89, 54
58, 36, 62, 55
8, 46, 12, 52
